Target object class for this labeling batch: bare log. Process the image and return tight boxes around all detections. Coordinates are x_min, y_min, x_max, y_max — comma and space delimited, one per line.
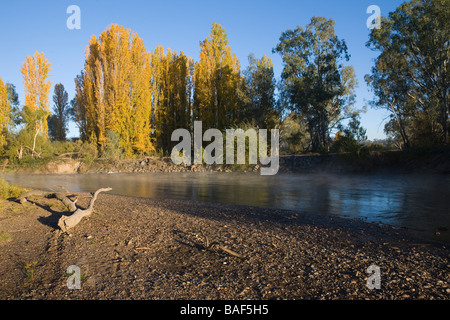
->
57, 188, 112, 232
18, 188, 112, 233
17, 190, 78, 211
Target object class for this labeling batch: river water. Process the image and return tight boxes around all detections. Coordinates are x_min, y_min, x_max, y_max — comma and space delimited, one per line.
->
4, 172, 450, 244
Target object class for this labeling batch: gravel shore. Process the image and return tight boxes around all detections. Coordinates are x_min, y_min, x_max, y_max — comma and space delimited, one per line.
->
0, 193, 448, 300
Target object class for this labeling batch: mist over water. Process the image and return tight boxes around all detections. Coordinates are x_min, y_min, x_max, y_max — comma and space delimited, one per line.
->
4, 172, 450, 244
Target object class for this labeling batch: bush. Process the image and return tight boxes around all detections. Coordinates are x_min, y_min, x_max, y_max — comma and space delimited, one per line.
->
330, 136, 360, 154
79, 141, 98, 166
0, 178, 24, 199
102, 130, 122, 161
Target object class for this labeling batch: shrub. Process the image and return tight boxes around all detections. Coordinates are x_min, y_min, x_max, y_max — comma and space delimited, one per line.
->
79, 141, 98, 166
0, 178, 25, 199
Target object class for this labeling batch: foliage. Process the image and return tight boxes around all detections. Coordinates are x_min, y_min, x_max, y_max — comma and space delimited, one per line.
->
48, 83, 70, 141
3, 11, 447, 161
274, 17, 358, 153
193, 22, 242, 131
73, 24, 154, 155
78, 141, 98, 166
151, 46, 194, 154
241, 54, 279, 129
331, 114, 367, 154
0, 77, 10, 150
20, 51, 52, 136
366, 0, 449, 148
102, 130, 122, 161
279, 112, 311, 155
0, 178, 25, 199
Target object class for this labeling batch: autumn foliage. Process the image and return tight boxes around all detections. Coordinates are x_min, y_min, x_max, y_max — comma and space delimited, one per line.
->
71, 23, 262, 156
21, 51, 52, 136
0, 77, 9, 148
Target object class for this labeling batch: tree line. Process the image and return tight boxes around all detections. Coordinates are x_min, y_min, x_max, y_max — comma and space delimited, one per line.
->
0, 0, 448, 162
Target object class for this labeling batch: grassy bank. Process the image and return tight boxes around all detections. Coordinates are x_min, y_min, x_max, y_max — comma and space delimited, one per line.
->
2, 146, 449, 175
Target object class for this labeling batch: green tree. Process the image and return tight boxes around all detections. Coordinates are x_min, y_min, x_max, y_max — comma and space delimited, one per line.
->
48, 83, 70, 141
6, 83, 20, 126
279, 112, 311, 154
242, 54, 279, 128
274, 17, 358, 152
332, 114, 367, 153
366, 0, 449, 147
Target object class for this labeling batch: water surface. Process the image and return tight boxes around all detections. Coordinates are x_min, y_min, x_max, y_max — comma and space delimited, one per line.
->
4, 172, 450, 244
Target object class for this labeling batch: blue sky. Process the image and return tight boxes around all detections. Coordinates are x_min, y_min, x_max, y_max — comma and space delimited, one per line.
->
0, 0, 405, 139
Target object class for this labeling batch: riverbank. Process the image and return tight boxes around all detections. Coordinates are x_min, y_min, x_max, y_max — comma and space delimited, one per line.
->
5, 147, 450, 175
0, 192, 448, 300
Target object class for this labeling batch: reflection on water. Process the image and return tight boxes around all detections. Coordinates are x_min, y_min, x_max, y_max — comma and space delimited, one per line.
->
4, 172, 450, 243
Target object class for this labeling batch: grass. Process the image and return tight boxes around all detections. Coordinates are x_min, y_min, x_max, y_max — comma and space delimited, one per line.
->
0, 231, 11, 242
23, 261, 38, 280
0, 178, 25, 200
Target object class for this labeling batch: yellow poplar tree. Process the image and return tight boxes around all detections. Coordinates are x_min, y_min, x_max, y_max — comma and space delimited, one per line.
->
75, 24, 154, 155
151, 46, 194, 153
194, 22, 241, 130
129, 31, 153, 154
21, 51, 52, 136
0, 77, 10, 148
151, 45, 170, 152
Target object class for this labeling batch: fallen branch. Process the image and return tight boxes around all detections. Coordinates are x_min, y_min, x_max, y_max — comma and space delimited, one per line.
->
216, 245, 246, 259
18, 190, 78, 211
22, 145, 41, 158
57, 152, 80, 158
199, 232, 245, 259
57, 188, 112, 232
17, 188, 112, 232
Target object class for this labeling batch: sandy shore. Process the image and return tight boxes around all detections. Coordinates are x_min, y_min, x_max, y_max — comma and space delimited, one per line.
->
0, 192, 448, 300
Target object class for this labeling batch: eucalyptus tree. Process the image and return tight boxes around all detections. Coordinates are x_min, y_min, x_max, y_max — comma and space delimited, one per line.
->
366, 0, 449, 147
274, 17, 357, 152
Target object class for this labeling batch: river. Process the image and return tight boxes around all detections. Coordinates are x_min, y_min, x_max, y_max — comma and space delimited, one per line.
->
4, 172, 450, 244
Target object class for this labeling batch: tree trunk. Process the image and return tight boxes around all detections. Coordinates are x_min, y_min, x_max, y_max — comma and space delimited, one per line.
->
18, 188, 112, 233
57, 188, 112, 232
18, 145, 23, 160
389, 100, 410, 149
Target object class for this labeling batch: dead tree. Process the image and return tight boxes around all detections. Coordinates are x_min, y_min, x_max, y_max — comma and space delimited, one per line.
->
18, 188, 112, 232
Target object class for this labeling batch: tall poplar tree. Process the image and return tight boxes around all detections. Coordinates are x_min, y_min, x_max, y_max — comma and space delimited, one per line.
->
74, 24, 154, 155
20, 51, 52, 137
151, 46, 194, 153
0, 77, 10, 149
48, 83, 70, 141
193, 22, 241, 130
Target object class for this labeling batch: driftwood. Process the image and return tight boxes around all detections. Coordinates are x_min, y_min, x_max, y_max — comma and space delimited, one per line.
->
18, 188, 112, 232
199, 232, 245, 259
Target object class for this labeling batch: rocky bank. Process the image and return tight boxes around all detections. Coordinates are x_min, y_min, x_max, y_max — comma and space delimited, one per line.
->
0, 192, 448, 300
